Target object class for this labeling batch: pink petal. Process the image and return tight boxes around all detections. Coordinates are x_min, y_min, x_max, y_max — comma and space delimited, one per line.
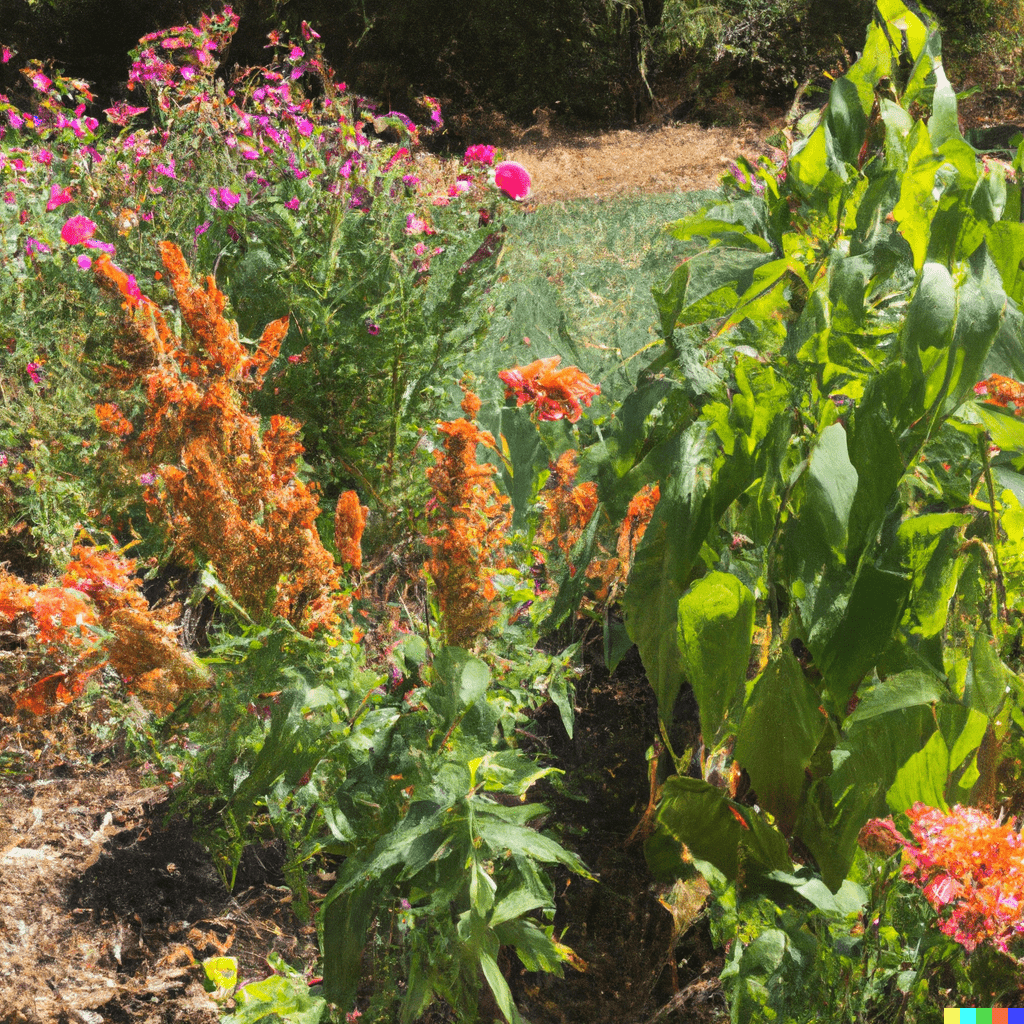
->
494, 161, 531, 200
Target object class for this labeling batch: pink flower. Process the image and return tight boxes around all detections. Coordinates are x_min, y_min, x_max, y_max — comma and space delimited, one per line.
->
209, 186, 241, 210
25, 238, 50, 256
494, 161, 531, 200
76, 255, 92, 270
61, 215, 97, 245
1, 46, 12, 63
464, 144, 495, 166
285, 196, 300, 210
404, 213, 429, 236
30, 72, 52, 92
26, 361, 43, 384
45, 184, 73, 211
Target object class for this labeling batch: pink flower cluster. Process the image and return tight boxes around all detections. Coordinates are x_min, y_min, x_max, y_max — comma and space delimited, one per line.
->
865, 804, 1024, 958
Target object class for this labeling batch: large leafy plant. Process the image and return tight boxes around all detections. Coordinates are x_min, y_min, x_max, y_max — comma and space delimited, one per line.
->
610, 0, 1024, 898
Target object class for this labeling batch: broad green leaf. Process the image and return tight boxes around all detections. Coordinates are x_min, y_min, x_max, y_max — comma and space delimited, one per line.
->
988, 221, 1024, 304
967, 633, 1014, 719
798, 703, 935, 889
496, 407, 547, 530
897, 513, 970, 636
473, 818, 590, 874
425, 647, 490, 725
826, 76, 868, 165
320, 884, 376, 1007
887, 728, 950, 813
975, 402, 1024, 455
734, 652, 827, 834
803, 423, 859, 555
766, 870, 867, 916
657, 776, 792, 881
893, 123, 944, 270
848, 670, 947, 722
676, 571, 755, 744
814, 562, 912, 713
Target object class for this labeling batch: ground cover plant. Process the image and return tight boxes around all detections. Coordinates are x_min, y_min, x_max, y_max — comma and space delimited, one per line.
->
6, 2, 1024, 1022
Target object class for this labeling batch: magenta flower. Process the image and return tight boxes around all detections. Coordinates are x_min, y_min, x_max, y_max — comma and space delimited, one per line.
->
76, 255, 92, 270
494, 161, 531, 200
464, 144, 495, 166
26, 362, 43, 384
30, 72, 52, 92
25, 238, 50, 256
285, 196, 300, 210
61, 215, 97, 245
404, 213, 429, 236
208, 186, 241, 210
366, 321, 380, 336
1, 46, 12, 63
46, 184, 73, 211
139, 472, 156, 486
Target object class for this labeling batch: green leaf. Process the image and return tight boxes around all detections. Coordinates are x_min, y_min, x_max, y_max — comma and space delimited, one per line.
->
848, 670, 947, 722
814, 562, 912, 713
676, 571, 755, 745
988, 221, 1024, 304
473, 818, 590, 875
320, 885, 376, 1007
886, 728, 951, 813
203, 956, 238, 993
496, 407, 547, 530
657, 776, 792, 881
804, 423, 859, 555
967, 633, 1014, 719
734, 653, 827, 834
897, 513, 970, 636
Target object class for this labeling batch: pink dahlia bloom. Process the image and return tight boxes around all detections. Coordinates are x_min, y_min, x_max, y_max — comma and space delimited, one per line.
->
61, 215, 98, 245
494, 161, 531, 200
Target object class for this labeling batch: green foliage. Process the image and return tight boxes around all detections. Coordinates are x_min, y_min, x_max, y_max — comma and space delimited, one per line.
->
607, 0, 1024, 970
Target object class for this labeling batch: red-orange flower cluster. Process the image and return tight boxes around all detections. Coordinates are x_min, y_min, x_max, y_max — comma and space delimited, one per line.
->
95, 402, 134, 437
975, 373, 1024, 412
499, 356, 600, 423
862, 804, 1024, 958
1, 541, 207, 715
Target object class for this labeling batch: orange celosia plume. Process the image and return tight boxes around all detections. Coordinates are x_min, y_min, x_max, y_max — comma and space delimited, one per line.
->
94, 243, 342, 633
425, 393, 511, 644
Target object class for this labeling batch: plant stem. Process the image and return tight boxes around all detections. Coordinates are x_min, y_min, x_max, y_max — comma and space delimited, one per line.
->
978, 434, 1008, 636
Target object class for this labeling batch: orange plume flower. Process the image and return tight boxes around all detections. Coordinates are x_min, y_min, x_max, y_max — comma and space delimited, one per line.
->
334, 490, 368, 571
425, 394, 511, 644
95, 242, 340, 633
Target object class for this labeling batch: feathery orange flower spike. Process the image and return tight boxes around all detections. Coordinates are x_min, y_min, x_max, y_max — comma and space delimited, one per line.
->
95, 242, 340, 634
499, 356, 600, 422
975, 373, 1024, 412
334, 491, 368, 571
538, 450, 598, 564
425, 392, 511, 644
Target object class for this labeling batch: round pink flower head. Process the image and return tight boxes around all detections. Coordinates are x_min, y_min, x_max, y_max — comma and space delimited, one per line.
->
494, 161, 531, 200
61, 215, 98, 246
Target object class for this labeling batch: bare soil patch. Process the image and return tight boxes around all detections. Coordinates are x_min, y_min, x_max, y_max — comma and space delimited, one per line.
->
501, 119, 782, 204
